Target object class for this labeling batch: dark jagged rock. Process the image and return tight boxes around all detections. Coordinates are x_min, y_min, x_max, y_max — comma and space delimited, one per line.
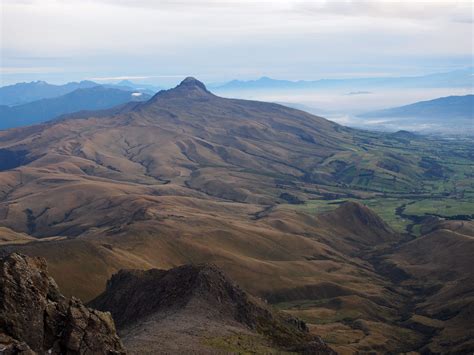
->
92, 264, 272, 329
0, 253, 125, 354
90, 264, 335, 354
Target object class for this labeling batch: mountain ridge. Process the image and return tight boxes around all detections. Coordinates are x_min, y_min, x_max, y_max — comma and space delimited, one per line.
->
0, 79, 156, 108
0, 80, 100, 106
90, 263, 335, 354
0, 86, 151, 130
359, 94, 474, 120
214, 68, 474, 91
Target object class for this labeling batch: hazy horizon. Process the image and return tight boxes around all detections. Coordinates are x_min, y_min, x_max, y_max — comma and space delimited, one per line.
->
2, 0, 473, 86
1, 65, 473, 88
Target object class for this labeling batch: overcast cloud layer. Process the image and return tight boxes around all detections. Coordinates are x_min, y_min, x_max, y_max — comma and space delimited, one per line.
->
1, 0, 472, 85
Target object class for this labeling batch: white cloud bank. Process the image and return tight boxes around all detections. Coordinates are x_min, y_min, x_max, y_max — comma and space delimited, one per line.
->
1, 0, 472, 84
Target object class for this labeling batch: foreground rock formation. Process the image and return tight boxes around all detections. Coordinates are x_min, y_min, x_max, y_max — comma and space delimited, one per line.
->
0, 253, 125, 354
0, 252, 334, 354
90, 264, 335, 354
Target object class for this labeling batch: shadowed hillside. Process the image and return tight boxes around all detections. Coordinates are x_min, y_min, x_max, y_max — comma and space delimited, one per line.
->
380, 220, 474, 354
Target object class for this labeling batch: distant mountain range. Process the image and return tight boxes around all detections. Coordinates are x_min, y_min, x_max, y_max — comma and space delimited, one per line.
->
0, 80, 157, 107
115, 79, 162, 93
360, 94, 473, 121
2, 67, 471, 107
214, 68, 474, 91
0, 86, 151, 130
0, 80, 99, 106
1, 69, 472, 133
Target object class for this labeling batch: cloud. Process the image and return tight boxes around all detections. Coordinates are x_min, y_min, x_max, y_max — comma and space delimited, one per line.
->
345, 91, 373, 96
82, 0, 474, 24
8, 0, 470, 19
0, 66, 64, 74
1, 0, 472, 84
451, 13, 474, 24
291, 0, 472, 21
88, 75, 187, 81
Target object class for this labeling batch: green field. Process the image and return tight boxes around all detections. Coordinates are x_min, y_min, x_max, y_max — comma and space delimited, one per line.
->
283, 135, 474, 235
404, 199, 474, 218
288, 196, 473, 235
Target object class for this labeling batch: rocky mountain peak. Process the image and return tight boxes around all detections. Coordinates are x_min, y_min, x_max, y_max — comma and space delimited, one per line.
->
147, 76, 212, 103
178, 76, 208, 90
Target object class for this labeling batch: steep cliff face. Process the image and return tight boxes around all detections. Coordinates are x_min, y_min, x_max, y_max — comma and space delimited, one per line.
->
0, 253, 125, 354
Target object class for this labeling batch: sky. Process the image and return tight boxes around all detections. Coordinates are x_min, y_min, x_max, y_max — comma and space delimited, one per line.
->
1, 0, 473, 86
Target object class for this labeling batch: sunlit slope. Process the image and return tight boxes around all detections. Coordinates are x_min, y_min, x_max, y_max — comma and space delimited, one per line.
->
0, 78, 438, 239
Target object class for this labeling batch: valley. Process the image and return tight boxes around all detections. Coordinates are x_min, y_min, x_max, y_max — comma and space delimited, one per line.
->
0, 78, 472, 353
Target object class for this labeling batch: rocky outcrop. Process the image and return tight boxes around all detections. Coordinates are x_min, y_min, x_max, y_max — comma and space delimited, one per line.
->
91, 264, 335, 354
92, 264, 273, 329
0, 253, 125, 354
